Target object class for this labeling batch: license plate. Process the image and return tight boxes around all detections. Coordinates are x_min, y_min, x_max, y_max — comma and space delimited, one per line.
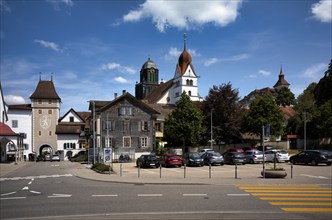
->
150, 163, 155, 166
173, 160, 178, 162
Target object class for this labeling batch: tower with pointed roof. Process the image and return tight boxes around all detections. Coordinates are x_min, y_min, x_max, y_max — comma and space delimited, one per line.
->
135, 58, 159, 99
30, 78, 61, 156
171, 33, 200, 104
273, 66, 290, 91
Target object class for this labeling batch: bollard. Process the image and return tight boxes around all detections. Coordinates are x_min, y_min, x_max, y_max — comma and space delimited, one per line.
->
160, 165, 162, 178
291, 163, 293, 179
184, 164, 186, 179
235, 162, 238, 179
120, 163, 123, 177
209, 163, 211, 179
138, 165, 140, 178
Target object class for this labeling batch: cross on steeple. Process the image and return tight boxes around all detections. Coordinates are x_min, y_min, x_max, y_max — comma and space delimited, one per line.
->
184, 33, 187, 50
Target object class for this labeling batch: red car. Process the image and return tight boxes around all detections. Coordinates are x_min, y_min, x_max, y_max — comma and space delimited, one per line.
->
159, 154, 182, 167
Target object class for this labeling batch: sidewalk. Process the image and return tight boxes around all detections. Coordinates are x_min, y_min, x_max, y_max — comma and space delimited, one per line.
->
68, 162, 332, 185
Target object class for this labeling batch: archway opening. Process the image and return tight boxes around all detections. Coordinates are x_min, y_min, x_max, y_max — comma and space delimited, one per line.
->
39, 145, 53, 161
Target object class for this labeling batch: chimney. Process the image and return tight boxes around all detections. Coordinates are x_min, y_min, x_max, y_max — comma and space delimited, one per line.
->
114, 93, 118, 99
122, 90, 126, 95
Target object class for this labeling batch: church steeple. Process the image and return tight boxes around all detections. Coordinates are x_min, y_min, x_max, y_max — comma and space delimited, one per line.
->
273, 65, 290, 90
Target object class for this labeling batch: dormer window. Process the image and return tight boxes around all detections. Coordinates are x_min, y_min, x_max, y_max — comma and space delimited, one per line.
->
70, 116, 74, 122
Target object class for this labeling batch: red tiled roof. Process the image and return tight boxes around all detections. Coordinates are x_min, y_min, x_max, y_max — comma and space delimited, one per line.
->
0, 122, 17, 136
144, 80, 173, 104
30, 80, 61, 100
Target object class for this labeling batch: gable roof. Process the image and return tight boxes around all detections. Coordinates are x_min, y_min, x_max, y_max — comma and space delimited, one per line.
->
8, 104, 32, 110
98, 92, 160, 115
29, 80, 61, 100
0, 122, 17, 136
59, 108, 85, 123
273, 67, 290, 88
144, 80, 173, 104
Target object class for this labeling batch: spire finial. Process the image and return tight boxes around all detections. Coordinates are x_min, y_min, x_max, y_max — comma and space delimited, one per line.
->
280, 65, 283, 75
39, 72, 41, 81
184, 33, 187, 50
51, 72, 53, 81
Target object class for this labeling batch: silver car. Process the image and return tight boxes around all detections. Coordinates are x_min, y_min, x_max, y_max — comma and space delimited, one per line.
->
245, 150, 265, 164
265, 150, 290, 163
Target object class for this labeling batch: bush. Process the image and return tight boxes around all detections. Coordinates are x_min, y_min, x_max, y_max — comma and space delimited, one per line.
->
70, 154, 87, 162
92, 163, 113, 172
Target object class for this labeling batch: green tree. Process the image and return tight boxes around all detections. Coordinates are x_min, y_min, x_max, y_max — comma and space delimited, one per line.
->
201, 83, 244, 144
164, 92, 204, 152
312, 99, 332, 138
276, 86, 295, 107
244, 94, 284, 136
314, 60, 332, 106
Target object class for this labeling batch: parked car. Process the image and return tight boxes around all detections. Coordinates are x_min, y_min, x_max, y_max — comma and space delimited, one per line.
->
289, 150, 332, 166
136, 155, 160, 168
182, 152, 204, 166
199, 149, 214, 156
223, 152, 246, 165
51, 154, 60, 162
223, 148, 244, 156
265, 150, 289, 163
201, 152, 224, 165
159, 154, 182, 167
245, 150, 265, 164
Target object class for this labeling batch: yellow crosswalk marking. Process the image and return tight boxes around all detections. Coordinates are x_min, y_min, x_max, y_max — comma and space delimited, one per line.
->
270, 202, 332, 206
235, 184, 332, 213
260, 197, 332, 201
282, 208, 332, 212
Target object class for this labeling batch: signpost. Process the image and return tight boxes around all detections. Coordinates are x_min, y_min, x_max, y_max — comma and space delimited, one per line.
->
103, 147, 112, 163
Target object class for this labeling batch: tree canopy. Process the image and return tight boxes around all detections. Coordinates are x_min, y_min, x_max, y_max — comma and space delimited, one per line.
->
163, 92, 204, 150
244, 94, 284, 137
314, 60, 332, 107
276, 86, 295, 107
201, 83, 244, 144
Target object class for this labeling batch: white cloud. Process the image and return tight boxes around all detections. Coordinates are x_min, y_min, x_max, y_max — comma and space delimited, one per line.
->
114, 76, 130, 83
303, 63, 326, 79
4, 95, 26, 104
258, 70, 271, 76
46, 0, 74, 10
34, 39, 63, 52
204, 58, 219, 66
0, 0, 11, 13
165, 47, 200, 60
310, 0, 332, 23
123, 0, 243, 32
220, 53, 250, 61
101, 62, 135, 74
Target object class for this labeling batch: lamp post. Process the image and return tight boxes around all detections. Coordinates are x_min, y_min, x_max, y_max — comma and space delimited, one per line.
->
210, 109, 214, 150
304, 111, 307, 151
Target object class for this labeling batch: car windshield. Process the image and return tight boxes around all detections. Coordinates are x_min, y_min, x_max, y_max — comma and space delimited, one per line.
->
212, 152, 221, 157
169, 155, 180, 159
190, 154, 201, 159
278, 150, 287, 154
320, 151, 332, 156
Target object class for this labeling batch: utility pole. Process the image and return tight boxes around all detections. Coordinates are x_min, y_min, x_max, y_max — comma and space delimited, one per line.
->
304, 111, 307, 151
210, 109, 214, 150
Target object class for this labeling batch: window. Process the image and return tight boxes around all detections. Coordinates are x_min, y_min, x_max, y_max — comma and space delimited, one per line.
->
69, 116, 74, 122
103, 120, 113, 130
123, 120, 130, 131
190, 80, 193, 86
39, 110, 42, 114
119, 107, 134, 116
48, 110, 52, 114
188, 91, 192, 96
155, 123, 162, 132
24, 144, 29, 150
38, 100, 42, 104
123, 137, 131, 148
12, 120, 18, 128
175, 92, 179, 97
49, 131, 52, 136
141, 137, 148, 148
48, 100, 52, 104
141, 121, 148, 131
186, 79, 190, 85
120, 107, 126, 115
39, 131, 41, 136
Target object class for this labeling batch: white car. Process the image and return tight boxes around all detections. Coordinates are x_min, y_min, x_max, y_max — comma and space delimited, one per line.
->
51, 155, 60, 162
265, 150, 289, 163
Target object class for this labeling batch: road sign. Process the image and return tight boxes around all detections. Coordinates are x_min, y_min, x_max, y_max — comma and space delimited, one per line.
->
103, 147, 112, 163
265, 124, 270, 137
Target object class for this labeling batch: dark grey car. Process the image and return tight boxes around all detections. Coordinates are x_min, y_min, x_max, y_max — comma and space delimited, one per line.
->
201, 152, 224, 165
224, 152, 246, 165
183, 152, 204, 166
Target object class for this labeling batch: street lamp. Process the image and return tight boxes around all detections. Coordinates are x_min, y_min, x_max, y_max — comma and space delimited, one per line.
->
210, 109, 214, 150
304, 111, 307, 151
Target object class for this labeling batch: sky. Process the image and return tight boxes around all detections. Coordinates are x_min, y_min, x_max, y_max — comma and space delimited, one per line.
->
1, 0, 331, 115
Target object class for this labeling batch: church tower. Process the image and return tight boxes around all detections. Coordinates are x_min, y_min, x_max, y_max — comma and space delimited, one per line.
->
273, 66, 290, 91
30, 76, 61, 157
172, 33, 200, 103
135, 58, 159, 99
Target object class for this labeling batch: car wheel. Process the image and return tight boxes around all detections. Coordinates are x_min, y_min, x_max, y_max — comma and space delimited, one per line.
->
250, 159, 254, 164
311, 160, 317, 166
327, 163, 331, 166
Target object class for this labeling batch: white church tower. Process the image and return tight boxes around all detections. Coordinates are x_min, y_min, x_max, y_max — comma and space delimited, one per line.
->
170, 34, 200, 104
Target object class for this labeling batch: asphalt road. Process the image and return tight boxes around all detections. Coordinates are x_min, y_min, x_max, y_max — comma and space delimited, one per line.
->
0, 162, 331, 220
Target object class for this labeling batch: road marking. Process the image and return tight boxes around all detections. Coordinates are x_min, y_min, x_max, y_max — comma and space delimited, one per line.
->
300, 174, 329, 179
48, 194, 72, 198
282, 208, 332, 212
252, 193, 332, 197
227, 194, 251, 196
260, 197, 332, 201
137, 194, 163, 197
183, 194, 207, 196
0, 197, 26, 200
92, 194, 118, 197
30, 191, 42, 194
0, 174, 73, 181
22, 186, 29, 190
270, 202, 332, 206
246, 189, 332, 193
1, 191, 16, 196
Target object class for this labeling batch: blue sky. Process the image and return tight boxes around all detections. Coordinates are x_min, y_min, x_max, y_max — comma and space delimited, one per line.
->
1, 0, 331, 115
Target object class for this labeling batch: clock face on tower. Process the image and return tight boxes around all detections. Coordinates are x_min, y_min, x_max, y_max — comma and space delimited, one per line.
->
40, 115, 51, 129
